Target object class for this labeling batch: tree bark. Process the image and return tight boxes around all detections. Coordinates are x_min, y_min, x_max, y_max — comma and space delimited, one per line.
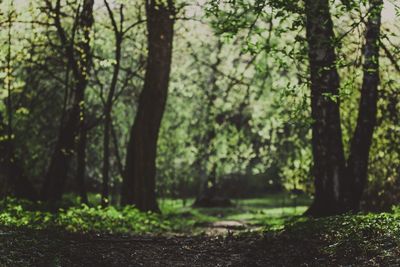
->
41, 87, 84, 201
0, 11, 38, 201
77, 125, 88, 204
304, 0, 347, 216
192, 41, 224, 207
102, 0, 123, 207
0, 114, 38, 201
121, 0, 175, 212
345, 0, 383, 210
41, 0, 94, 202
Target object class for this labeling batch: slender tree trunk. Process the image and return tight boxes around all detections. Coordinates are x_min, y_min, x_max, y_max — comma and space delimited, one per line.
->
102, 1, 123, 207
41, 0, 94, 202
77, 125, 88, 204
102, 112, 111, 207
41, 91, 82, 201
192, 41, 223, 207
111, 121, 124, 178
0, 116, 38, 200
304, 0, 347, 216
121, 0, 175, 212
192, 128, 217, 206
345, 0, 383, 210
110, 120, 123, 205
0, 11, 38, 201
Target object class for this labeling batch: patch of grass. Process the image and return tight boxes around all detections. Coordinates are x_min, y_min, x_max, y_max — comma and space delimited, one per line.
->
160, 193, 311, 230
0, 193, 311, 234
2, 195, 400, 266
0, 198, 169, 234
280, 211, 400, 265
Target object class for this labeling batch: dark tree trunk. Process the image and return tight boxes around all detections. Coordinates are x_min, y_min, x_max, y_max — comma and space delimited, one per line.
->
102, 111, 111, 207
345, 0, 383, 211
0, 14, 38, 201
77, 125, 88, 204
102, 1, 123, 207
193, 124, 217, 206
0, 117, 38, 201
110, 120, 123, 205
192, 41, 226, 207
41, 104, 80, 201
121, 0, 175, 212
41, 0, 94, 202
304, 0, 347, 216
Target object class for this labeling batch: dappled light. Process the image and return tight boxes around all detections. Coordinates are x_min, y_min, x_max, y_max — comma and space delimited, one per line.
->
0, 0, 399, 265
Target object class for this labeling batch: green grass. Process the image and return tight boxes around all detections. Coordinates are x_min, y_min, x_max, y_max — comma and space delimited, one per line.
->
280, 212, 400, 265
0, 198, 169, 234
0, 193, 311, 234
160, 193, 311, 231
2, 194, 400, 265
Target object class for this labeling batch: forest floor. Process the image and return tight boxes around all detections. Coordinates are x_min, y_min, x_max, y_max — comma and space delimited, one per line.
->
1, 220, 399, 267
1, 195, 400, 266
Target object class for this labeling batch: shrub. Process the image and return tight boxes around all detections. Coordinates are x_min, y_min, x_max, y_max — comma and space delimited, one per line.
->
0, 198, 170, 234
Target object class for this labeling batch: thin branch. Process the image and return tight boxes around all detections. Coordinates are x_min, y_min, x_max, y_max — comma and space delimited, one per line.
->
381, 41, 400, 73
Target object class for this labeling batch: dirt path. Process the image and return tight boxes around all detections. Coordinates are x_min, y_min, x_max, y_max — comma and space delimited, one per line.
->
199, 220, 261, 235
0, 229, 270, 266
1, 227, 398, 266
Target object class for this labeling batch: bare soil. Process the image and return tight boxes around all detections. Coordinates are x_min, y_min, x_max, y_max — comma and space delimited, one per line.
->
1, 225, 399, 266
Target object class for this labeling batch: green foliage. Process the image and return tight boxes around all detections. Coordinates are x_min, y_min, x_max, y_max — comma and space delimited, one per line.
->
0, 194, 310, 234
160, 193, 311, 231
0, 199, 169, 234
285, 210, 400, 258
0, 0, 398, 212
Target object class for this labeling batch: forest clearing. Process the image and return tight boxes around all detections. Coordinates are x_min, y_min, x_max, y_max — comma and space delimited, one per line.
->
0, 0, 399, 266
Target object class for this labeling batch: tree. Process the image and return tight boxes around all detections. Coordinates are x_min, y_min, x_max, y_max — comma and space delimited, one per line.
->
121, 0, 175, 212
41, 0, 94, 202
192, 41, 223, 207
305, 0, 383, 215
0, 112, 37, 200
304, 0, 347, 216
0, 4, 37, 201
100, 0, 124, 207
345, 0, 383, 210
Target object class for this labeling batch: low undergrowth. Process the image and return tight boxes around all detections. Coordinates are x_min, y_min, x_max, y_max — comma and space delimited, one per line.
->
278, 211, 400, 265
0, 198, 170, 234
1, 196, 400, 246
1, 204, 400, 266
0, 193, 310, 234
1, 197, 400, 265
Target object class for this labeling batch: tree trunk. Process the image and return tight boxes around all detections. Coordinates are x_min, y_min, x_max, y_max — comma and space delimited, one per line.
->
304, 0, 347, 216
77, 125, 88, 204
345, 0, 383, 211
102, 112, 111, 207
121, 0, 175, 212
0, 12, 38, 201
192, 41, 224, 207
0, 116, 38, 200
41, 0, 94, 202
102, 1, 123, 207
41, 93, 82, 201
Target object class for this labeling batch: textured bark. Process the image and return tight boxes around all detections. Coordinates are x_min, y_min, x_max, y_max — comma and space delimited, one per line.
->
193, 65, 219, 205
345, 0, 383, 210
0, 13, 38, 201
0, 118, 38, 200
304, 0, 347, 216
77, 126, 88, 204
121, 0, 174, 212
102, 110, 111, 207
102, 0, 123, 207
41, 0, 94, 202
41, 106, 80, 201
